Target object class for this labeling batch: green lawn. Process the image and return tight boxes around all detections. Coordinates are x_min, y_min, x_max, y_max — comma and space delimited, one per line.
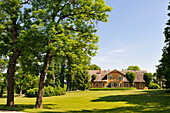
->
0, 90, 170, 113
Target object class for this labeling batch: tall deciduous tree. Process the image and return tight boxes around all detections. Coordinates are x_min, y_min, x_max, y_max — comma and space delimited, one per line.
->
157, 3, 170, 90
30, 0, 112, 108
0, 0, 35, 107
127, 65, 140, 71
125, 72, 136, 87
143, 73, 153, 87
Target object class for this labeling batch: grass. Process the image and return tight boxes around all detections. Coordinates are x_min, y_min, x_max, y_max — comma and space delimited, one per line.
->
0, 90, 170, 113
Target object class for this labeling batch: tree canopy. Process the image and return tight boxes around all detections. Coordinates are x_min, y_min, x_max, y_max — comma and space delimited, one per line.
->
157, 2, 170, 90
0, 0, 112, 108
125, 72, 136, 87
127, 65, 140, 71
89, 64, 100, 70
143, 73, 153, 87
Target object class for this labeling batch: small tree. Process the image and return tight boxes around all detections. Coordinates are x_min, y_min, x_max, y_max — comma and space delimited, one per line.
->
144, 73, 153, 87
127, 65, 140, 71
76, 70, 90, 91
91, 74, 97, 83
126, 72, 136, 87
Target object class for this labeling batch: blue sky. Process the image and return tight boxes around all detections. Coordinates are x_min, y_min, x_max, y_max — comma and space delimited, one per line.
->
91, 0, 169, 73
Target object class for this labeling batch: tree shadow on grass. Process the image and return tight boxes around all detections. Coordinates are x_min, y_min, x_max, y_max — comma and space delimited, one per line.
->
0, 90, 169, 113
90, 90, 170, 113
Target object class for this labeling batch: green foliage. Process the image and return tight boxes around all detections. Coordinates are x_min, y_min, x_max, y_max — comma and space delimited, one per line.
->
89, 88, 136, 91
76, 69, 91, 91
148, 82, 161, 89
125, 72, 136, 87
157, 3, 170, 90
144, 73, 153, 87
43, 86, 55, 97
26, 86, 66, 97
89, 64, 100, 70
26, 88, 39, 97
127, 65, 140, 70
54, 86, 66, 96
91, 74, 97, 82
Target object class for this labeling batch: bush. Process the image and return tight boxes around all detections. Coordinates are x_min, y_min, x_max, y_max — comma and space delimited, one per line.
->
55, 86, 66, 96
26, 88, 38, 97
25, 86, 66, 97
148, 83, 161, 89
89, 87, 136, 91
44, 86, 55, 97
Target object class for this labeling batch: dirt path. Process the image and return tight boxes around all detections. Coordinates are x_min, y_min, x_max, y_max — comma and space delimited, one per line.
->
0, 111, 26, 113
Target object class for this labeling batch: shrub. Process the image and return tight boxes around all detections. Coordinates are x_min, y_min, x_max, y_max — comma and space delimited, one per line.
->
26, 88, 38, 97
148, 83, 161, 89
55, 86, 66, 96
89, 87, 136, 91
44, 86, 55, 97
26, 86, 66, 97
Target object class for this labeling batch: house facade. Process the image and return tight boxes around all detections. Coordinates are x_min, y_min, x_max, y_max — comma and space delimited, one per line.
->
89, 69, 148, 89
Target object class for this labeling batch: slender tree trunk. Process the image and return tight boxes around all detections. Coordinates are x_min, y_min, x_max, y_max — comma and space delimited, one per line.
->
35, 50, 52, 108
6, 50, 19, 107
0, 86, 4, 97
19, 84, 23, 97
6, 11, 19, 106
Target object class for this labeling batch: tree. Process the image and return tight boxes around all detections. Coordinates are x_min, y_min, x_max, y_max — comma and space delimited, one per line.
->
125, 72, 136, 87
76, 69, 90, 91
30, 0, 112, 108
0, 57, 8, 97
91, 74, 97, 83
0, 0, 38, 107
143, 73, 153, 87
157, 3, 170, 90
89, 64, 100, 70
127, 65, 140, 71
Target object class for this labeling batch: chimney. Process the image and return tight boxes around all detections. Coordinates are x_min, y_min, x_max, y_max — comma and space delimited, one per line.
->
108, 69, 110, 71
99, 69, 101, 74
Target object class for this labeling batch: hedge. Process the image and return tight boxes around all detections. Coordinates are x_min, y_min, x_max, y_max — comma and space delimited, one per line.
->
148, 83, 161, 89
26, 86, 66, 97
89, 87, 136, 91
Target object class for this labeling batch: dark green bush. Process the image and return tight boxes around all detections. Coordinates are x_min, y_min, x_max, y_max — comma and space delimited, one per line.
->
55, 86, 66, 96
148, 83, 161, 89
26, 86, 66, 97
89, 87, 136, 91
43, 86, 55, 97
26, 88, 38, 97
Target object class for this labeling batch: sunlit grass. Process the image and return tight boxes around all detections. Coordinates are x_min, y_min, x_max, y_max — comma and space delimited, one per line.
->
0, 90, 170, 113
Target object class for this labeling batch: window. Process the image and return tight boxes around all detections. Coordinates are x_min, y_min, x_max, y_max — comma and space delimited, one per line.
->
126, 83, 129, 87
109, 75, 112, 79
96, 82, 98, 87
118, 75, 121, 80
139, 83, 143, 88
102, 83, 105, 87
120, 83, 122, 87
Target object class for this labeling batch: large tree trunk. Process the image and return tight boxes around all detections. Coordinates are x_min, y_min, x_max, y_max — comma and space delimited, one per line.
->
19, 84, 23, 97
35, 50, 52, 108
0, 86, 4, 97
6, 51, 20, 107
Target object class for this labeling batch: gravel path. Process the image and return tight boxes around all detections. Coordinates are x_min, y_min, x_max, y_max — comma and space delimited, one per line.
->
0, 111, 26, 113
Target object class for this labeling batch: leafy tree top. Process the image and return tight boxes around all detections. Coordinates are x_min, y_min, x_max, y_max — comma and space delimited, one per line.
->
127, 65, 140, 71
125, 72, 136, 87
89, 64, 100, 70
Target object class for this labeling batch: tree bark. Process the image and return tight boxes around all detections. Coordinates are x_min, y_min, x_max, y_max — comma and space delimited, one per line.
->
0, 86, 4, 97
19, 84, 23, 97
6, 50, 20, 107
35, 50, 52, 108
